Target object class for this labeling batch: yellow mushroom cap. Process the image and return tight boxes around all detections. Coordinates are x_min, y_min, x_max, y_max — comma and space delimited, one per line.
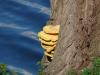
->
38, 31, 58, 42
46, 49, 54, 53
38, 31, 51, 41
51, 51, 54, 54
41, 43, 55, 52
51, 57, 53, 60
39, 38, 56, 46
43, 25, 60, 35
44, 52, 53, 58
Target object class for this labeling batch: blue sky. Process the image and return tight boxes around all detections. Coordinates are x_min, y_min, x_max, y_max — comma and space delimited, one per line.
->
0, 0, 50, 75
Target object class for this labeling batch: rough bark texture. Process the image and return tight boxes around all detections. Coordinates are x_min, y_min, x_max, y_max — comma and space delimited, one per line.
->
44, 0, 100, 75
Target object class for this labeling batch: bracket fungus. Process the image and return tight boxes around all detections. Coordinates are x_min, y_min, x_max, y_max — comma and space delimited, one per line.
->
41, 44, 56, 52
39, 38, 56, 46
43, 25, 60, 35
38, 31, 58, 42
38, 25, 60, 62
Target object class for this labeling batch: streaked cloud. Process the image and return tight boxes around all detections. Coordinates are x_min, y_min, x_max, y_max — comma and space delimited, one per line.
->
0, 23, 39, 41
12, 0, 51, 15
21, 31, 39, 41
8, 65, 33, 75
0, 23, 28, 30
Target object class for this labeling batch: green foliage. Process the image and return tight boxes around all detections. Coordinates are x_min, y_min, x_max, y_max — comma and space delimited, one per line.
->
37, 61, 46, 75
0, 64, 18, 75
82, 68, 91, 75
91, 57, 100, 75
0, 64, 7, 75
38, 70, 45, 75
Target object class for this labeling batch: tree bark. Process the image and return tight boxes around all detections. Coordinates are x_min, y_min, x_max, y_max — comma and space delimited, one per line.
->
44, 0, 100, 75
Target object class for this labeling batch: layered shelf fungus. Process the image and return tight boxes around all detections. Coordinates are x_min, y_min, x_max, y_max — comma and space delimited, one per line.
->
38, 24, 60, 62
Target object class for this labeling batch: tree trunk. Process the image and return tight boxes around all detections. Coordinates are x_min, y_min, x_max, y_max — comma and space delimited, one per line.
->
44, 0, 100, 75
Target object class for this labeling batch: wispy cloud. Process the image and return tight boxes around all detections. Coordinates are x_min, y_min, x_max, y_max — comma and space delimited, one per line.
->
21, 31, 39, 41
0, 23, 28, 30
8, 65, 33, 75
0, 23, 39, 41
12, 0, 51, 15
